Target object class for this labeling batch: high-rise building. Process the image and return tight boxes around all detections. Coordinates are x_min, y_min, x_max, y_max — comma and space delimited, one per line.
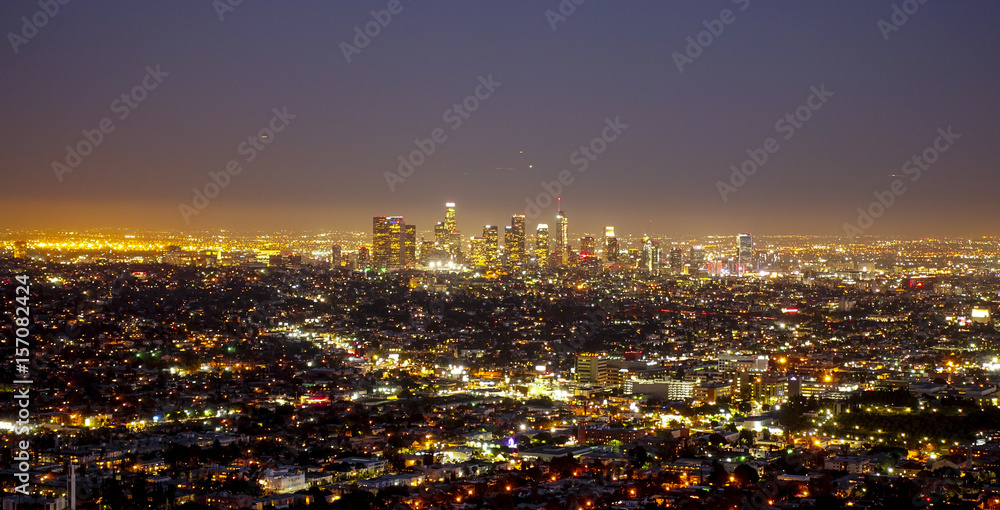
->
372, 216, 412, 268
403, 224, 417, 265
604, 227, 618, 262
505, 214, 526, 266
356, 246, 371, 269
372, 216, 391, 267
535, 224, 549, 268
640, 235, 660, 272
434, 222, 448, 246
387, 217, 405, 267
482, 225, 499, 269
444, 202, 462, 256
669, 247, 683, 274
445, 202, 457, 234
690, 245, 706, 273
579, 235, 595, 258
575, 354, 608, 385
469, 237, 487, 267
738, 233, 753, 274
330, 244, 341, 267
555, 206, 568, 265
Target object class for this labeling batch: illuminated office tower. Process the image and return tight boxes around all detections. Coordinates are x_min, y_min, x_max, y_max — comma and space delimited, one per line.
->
12, 241, 27, 259
575, 354, 608, 385
640, 235, 660, 272
482, 225, 499, 269
505, 214, 526, 266
403, 224, 417, 265
443, 202, 462, 259
604, 227, 618, 262
469, 237, 487, 267
580, 235, 595, 258
690, 245, 706, 273
356, 247, 371, 269
330, 244, 342, 266
555, 206, 568, 265
737, 233, 753, 274
434, 222, 448, 246
418, 240, 435, 265
445, 202, 457, 234
372, 215, 409, 267
372, 216, 391, 267
669, 247, 683, 274
535, 224, 549, 268
503, 226, 514, 266
387, 216, 405, 267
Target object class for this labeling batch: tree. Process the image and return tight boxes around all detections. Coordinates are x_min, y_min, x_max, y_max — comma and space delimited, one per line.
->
733, 464, 759, 487
628, 445, 649, 468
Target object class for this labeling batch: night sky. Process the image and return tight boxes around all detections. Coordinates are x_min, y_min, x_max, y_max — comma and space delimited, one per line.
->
2, 1, 999, 236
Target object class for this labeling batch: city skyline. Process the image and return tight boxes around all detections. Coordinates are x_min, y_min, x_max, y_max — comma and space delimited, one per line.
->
6, 3, 1000, 509
2, 2, 999, 235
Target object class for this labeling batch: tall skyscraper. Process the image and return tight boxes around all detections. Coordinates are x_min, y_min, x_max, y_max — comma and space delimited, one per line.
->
469, 237, 487, 267
372, 215, 411, 268
604, 227, 618, 262
535, 224, 549, 268
641, 235, 660, 272
443, 202, 462, 259
434, 221, 448, 246
579, 235, 595, 258
482, 225, 499, 269
403, 224, 417, 265
506, 214, 526, 266
387, 217, 405, 267
445, 202, 457, 234
330, 244, 342, 266
555, 204, 568, 265
690, 245, 706, 273
372, 216, 391, 267
356, 246, 371, 269
669, 247, 683, 274
738, 233, 753, 274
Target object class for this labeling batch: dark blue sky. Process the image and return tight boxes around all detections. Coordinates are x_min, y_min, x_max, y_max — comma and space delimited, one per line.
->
2, 1, 998, 236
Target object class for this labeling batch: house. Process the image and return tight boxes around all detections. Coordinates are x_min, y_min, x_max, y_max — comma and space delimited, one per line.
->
824, 456, 872, 474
